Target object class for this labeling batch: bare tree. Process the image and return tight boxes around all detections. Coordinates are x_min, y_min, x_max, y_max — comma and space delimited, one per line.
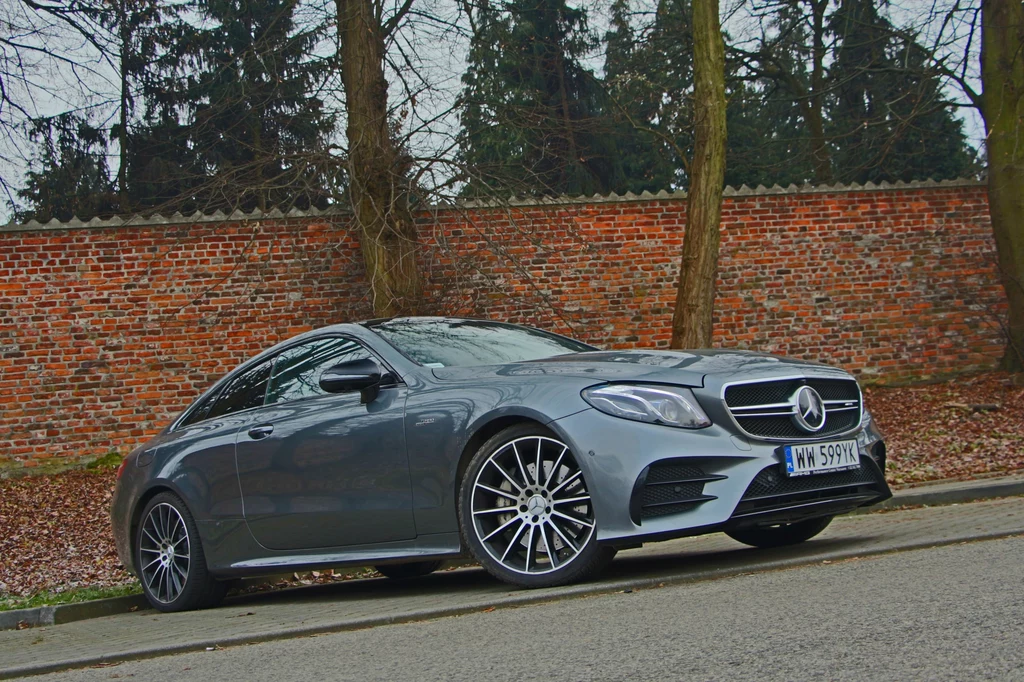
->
671, 0, 726, 348
0, 0, 111, 208
916, 0, 1023, 372
335, 0, 471, 315
979, 0, 1024, 372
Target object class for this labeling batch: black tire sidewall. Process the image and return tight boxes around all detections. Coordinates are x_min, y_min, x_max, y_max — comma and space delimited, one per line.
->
726, 515, 834, 549
457, 423, 610, 588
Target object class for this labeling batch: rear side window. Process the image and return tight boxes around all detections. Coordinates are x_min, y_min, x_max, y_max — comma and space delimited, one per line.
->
178, 390, 220, 428
207, 360, 274, 419
266, 337, 373, 405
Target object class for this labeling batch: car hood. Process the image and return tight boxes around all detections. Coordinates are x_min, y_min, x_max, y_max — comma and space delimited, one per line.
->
430, 349, 848, 388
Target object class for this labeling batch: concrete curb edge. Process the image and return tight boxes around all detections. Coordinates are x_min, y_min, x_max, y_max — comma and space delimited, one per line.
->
0, 595, 148, 631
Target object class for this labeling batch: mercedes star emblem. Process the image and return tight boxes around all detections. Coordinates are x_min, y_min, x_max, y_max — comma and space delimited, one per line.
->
792, 385, 827, 432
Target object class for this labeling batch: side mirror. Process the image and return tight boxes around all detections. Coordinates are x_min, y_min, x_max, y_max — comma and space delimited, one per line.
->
319, 358, 381, 397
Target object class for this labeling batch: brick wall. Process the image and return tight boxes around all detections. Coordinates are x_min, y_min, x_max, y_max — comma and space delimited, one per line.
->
0, 180, 1006, 472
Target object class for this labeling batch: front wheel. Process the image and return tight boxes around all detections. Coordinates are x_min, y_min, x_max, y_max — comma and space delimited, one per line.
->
458, 424, 615, 588
725, 516, 834, 549
135, 492, 226, 612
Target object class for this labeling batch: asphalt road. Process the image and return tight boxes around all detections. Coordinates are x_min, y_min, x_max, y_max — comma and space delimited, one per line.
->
26, 534, 1024, 682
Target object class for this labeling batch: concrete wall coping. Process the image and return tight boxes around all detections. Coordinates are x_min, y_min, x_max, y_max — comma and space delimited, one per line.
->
0, 177, 985, 234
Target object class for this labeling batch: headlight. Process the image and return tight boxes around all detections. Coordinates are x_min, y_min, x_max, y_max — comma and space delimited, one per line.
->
582, 384, 711, 429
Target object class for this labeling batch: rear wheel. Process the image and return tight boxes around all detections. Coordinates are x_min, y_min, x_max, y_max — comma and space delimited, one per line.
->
135, 492, 226, 612
458, 424, 615, 588
725, 516, 834, 549
375, 560, 444, 580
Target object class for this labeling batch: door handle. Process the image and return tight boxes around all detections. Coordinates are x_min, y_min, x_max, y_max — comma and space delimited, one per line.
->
247, 424, 274, 440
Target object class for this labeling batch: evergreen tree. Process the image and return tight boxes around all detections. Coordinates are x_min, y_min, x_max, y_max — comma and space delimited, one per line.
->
602, 0, 690, 192
13, 114, 117, 223
601, 0, 811, 191
827, 0, 976, 183
458, 0, 619, 197
115, 0, 338, 214
116, 0, 209, 213
184, 0, 337, 211
724, 1, 817, 187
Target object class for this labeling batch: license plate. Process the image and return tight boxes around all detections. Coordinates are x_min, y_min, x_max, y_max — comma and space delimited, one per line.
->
783, 439, 860, 477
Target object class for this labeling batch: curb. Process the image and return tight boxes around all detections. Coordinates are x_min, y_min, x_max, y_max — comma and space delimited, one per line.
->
0, 595, 148, 631
866, 474, 1024, 512
3, 473, 1022, 633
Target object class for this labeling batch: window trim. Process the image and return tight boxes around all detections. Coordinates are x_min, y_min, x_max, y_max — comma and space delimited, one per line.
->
169, 333, 401, 432
265, 336, 389, 407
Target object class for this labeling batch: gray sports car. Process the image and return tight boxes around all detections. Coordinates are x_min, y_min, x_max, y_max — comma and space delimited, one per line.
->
111, 317, 891, 611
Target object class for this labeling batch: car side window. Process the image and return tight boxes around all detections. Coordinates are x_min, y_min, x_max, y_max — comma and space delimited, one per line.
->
266, 337, 373, 405
178, 390, 220, 428
206, 360, 274, 419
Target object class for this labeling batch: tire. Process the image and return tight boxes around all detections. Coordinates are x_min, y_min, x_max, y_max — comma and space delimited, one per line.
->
135, 492, 227, 612
458, 423, 616, 588
725, 515, 834, 549
374, 560, 444, 580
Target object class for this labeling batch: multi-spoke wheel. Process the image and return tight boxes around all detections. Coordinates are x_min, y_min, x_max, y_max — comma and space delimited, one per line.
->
135, 492, 226, 612
459, 424, 615, 588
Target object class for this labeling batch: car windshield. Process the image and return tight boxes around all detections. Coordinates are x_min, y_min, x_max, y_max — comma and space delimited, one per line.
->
367, 319, 596, 368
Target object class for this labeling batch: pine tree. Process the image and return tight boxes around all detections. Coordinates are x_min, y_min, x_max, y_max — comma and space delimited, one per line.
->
116, 0, 208, 214
14, 114, 117, 223
458, 0, 619, 197
827, 0, 976, 183
186, 0, 337, 210
115, 0, 338, 214
602, 0, 689, 192
724, 1, 817, 187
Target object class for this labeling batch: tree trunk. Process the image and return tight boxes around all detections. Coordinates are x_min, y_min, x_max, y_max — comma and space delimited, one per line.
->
981, 0, 1024, 373
337, 0, 420, 317
670, 0, 726, 349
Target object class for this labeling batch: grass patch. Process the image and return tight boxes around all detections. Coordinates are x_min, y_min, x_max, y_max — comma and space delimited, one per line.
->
0, 584, 140, 612
86, 451, 124, 470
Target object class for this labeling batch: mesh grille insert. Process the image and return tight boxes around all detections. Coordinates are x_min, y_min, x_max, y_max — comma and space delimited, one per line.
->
635, 462, 719, 521
741, 460, 880, 499
724, 378, 861, 440
731, 457, 888, 519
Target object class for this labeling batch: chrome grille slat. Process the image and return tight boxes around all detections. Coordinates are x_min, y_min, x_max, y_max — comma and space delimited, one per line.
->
722, 376, 862, 441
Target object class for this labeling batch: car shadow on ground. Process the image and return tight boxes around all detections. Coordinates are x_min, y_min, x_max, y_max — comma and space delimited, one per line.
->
215, 532, 881, 611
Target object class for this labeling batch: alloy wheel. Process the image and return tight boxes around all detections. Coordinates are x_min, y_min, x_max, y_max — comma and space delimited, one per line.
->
139, 502, 191, 604
470, 435, 595, 575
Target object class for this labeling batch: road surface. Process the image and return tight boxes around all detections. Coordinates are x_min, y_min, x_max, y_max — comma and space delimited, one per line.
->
24, 532, 1024, 681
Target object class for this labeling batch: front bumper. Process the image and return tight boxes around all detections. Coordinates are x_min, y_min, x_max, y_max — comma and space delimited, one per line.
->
549, 408, 891, 545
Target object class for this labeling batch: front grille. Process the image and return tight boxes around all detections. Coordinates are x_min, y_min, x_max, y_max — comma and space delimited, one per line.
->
732, 457, 887, 518
631, 461, 724, 523
735, 410, 860, 440
724, 377, 861, 441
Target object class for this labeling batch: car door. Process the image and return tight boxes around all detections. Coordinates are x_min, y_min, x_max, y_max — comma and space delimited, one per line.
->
234, 335, 415, 551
